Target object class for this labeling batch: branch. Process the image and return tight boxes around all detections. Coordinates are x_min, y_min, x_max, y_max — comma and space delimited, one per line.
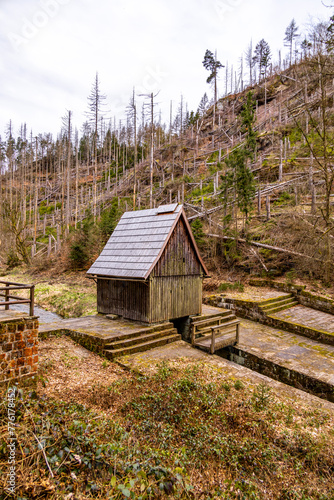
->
207, 234, 323, 262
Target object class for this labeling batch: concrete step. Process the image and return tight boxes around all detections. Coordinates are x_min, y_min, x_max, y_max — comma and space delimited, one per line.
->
260, 296, 296, 311
264, 301, 299, 315
259, 294, 293, 307
105, 328, 178, 350
104, 333, 181, 359
108, 322, 174, 342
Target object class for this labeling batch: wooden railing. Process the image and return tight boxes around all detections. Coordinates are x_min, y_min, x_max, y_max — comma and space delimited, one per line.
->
0, 281, 35, 316
191, 317, 240, 354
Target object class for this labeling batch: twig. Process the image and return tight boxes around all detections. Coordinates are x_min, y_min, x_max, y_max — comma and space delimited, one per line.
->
32, 432, 54, 477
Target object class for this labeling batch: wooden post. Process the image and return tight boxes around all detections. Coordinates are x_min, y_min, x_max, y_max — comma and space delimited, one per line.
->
294, 185, 298, 206
258, 187, 261, 215
191, 324, 195, 346
236, 323, 240, 344
5, 286, 9, 311
29, 285, 35, 317
210, 326, 216, 355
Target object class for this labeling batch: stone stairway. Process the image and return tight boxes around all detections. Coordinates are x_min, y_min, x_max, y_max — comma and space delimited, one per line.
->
259, 294, 298, 316
103, 322, 180, 359
190, 309, 240, 354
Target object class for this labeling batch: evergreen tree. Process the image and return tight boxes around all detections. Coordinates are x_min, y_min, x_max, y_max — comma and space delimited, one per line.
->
284, 19, 299, 65
219, 92, 257, 230
197, 93, 209, 116
202, 50, 224, 123
301, 38, 312, 59
253, 39, 271, 81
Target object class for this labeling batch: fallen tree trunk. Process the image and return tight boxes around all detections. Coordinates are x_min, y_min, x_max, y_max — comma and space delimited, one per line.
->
208, 234, 323, 263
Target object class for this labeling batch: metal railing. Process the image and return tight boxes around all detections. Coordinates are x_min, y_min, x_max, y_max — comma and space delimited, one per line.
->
0, 281, 35, 316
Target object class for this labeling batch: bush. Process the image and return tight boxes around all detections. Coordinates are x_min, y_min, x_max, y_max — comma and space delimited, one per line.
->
191, 219, 206, 247
69, 212, 101, 270
6, 249, 20, 269
99, 198, 122, 241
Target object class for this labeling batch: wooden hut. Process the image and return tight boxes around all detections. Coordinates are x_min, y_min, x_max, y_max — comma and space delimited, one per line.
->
87, 203, 208, 323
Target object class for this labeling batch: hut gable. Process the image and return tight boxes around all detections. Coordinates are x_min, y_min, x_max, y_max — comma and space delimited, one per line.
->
152, 216, 203, 277
87, 203, 208, 280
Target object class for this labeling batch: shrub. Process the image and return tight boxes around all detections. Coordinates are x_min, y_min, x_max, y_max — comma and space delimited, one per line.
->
6, 249, 20, 269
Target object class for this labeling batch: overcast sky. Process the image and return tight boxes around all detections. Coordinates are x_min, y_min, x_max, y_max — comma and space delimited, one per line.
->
0, 0, 331, 138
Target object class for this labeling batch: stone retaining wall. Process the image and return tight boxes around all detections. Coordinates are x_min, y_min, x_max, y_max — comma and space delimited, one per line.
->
225, 346, 334, 402
203, 294, 334, 346
0, 317, 39, 385
249, 279, 334, 315
204, 294, 264, 321
299, 290, 334, 316
248, 279, 305, 294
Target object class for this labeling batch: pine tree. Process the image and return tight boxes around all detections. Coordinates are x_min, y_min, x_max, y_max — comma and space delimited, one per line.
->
202, 50, 224, 124
197, 93, 209, 116
253, 39, 271, 81
284, 19, 299, 65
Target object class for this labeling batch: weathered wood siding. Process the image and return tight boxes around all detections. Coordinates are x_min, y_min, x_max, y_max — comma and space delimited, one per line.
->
97, 279, 150, 323
97, 216, 205, 323
150, 276, 202, 322
150, 216, 203, 322
152, 217, 202, 277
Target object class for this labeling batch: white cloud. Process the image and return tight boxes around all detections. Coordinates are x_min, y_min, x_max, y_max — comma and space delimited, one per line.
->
0, 0, 331, 136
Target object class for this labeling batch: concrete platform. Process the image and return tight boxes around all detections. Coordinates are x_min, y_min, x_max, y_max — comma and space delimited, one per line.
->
0, 310, 29, 322
117, 340, 334, 412
272, 305, 334, 334
33, 307, 334, 402
39, 315, 167, 340
230, 318, 334, 401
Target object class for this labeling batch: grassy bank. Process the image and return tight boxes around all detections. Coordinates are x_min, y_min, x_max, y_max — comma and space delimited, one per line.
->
0, 269, 97, 318
1, 336, 333, 499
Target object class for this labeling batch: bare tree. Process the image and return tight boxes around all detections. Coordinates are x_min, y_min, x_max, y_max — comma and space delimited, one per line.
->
86, 73, 106, 218
127, 88, 137, 208
245, 40, 254, 86
290, 44, 334, 282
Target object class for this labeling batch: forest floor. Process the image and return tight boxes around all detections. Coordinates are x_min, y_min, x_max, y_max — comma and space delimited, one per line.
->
1, 334, 333, 499
1, 265, 334, 498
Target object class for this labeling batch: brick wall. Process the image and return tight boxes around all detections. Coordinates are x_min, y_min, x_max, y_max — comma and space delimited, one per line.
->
0, 317, 39, 385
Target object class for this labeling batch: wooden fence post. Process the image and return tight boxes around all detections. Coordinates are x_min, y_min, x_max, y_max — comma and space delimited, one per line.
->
29, 286, 35, 317
5, 286, 9, 311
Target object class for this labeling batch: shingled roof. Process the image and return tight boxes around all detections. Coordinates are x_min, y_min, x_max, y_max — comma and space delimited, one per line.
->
87, 203, 208, 280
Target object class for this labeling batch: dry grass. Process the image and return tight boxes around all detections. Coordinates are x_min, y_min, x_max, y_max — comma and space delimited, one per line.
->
1, 336, 333, 499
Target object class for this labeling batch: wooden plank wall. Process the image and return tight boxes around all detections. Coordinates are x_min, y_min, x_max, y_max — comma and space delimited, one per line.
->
150, 276, 202, 322
97, 217, 205, 323
97, 279, 150, 322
